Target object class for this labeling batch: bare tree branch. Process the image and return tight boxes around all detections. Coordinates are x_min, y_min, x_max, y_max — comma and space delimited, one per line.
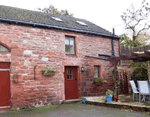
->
121, 0, 150, 46
137, 23, 150, 36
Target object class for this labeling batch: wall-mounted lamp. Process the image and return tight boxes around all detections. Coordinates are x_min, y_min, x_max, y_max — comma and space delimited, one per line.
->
81, 66, 85, 72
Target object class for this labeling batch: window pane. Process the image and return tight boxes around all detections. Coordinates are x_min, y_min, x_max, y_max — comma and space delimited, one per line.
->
65, 38, 69, 45
67, 69, 73, 80
70, 69, 72, 80
0, 45, 9, 51
70, 38, 74, 45
70, 45, 74, 54
70, 75, 72, 79
70, 69, 72, 75
94, 73, 98, 78
94, 67, 99, 78
65, 45, 70, 53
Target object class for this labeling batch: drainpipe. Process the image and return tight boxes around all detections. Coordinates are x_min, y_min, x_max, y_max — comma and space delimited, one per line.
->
111, 28, 115, 56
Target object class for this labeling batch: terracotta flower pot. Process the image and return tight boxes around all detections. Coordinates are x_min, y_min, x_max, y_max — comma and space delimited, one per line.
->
113, 95, 118, 102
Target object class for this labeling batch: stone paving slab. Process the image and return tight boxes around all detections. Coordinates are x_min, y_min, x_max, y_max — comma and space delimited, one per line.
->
83, 95, 150, 112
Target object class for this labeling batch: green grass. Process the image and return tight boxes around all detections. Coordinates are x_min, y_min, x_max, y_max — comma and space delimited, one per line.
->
34, 105, 59, 112
5, 105, 59, 114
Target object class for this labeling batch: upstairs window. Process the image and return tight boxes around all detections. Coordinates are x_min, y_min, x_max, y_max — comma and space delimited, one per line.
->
94, 66, 100, 78
65, 36, 75, 54
0, 45, 9, 51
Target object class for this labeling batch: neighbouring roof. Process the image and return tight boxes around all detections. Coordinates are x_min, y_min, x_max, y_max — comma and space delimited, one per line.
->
0, 5, 119, 39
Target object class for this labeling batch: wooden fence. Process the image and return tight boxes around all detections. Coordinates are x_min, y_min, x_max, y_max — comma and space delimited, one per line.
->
120, 46, 150, 56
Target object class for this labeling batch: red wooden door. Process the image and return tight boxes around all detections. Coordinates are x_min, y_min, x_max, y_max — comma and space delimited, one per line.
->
65, 66, 78, 100
0, 62, 10, 106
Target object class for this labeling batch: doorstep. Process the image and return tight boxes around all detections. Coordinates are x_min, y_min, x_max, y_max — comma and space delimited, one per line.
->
0, 106, 10, 113
64, 99, 81, 104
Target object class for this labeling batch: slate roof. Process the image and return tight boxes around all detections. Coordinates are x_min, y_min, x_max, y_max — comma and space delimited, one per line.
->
0, 5, 119, 39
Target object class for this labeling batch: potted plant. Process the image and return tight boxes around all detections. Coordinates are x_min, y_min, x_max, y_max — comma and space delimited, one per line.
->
41, 66, 55, 76
106, 89, 113, 102
93, 77, 103, 85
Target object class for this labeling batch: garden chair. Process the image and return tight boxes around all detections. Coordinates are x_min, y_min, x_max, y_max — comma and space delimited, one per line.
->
129, 80, 139, 101
137, 80, 150, 102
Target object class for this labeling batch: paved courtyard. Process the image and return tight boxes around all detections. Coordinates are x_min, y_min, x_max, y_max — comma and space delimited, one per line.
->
85, 94, 150, 107
0, 103, 149, 117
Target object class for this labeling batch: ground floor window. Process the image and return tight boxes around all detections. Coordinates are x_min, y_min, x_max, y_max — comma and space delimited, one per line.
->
94, 66, 100, 78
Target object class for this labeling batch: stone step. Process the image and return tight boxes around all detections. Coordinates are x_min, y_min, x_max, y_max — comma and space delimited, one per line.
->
0, 106, 10, 113
64, 99, 81, 104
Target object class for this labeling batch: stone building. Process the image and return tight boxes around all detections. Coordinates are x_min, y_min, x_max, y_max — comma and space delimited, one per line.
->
0, 5, 119, 108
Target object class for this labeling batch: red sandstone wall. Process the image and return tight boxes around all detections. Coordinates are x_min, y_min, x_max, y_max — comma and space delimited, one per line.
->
0, 23, 119, 108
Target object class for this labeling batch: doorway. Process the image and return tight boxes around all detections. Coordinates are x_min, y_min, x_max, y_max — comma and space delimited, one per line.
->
64, 66, 78, 100
0, 62, 10, 106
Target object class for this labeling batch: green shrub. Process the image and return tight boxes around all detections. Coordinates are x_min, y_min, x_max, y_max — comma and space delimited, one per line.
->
94, 77, 103, 84
106, 89, 113, 97
41, 66, 55, 76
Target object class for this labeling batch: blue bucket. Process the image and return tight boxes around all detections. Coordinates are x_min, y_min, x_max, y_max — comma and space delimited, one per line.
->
81, 98, 86, 103
106, 94, 113, 102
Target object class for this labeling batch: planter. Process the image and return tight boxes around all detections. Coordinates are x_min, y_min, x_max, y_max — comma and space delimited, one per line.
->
106, 94, 113, 102
93, 77, 103, 85
113, 95, 118, 102
43, 72, 55, 77
93, 81, 101, 86
41, 66, 56, 77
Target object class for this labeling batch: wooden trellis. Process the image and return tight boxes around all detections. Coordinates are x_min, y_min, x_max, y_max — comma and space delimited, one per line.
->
107, 46, 150, 102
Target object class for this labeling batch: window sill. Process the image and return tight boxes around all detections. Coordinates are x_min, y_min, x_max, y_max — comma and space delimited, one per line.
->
66, 54, 76, 57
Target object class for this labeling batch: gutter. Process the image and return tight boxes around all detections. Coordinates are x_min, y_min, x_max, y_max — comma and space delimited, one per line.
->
85, 55, 108, 60
0, 18, 120, 39
98, 54, 113, 58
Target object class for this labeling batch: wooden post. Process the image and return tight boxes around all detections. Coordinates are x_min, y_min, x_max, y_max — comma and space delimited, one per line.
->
114, 59, 119, 102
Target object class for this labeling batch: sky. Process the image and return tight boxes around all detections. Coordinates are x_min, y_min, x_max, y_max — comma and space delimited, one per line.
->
0, 0, 150, 36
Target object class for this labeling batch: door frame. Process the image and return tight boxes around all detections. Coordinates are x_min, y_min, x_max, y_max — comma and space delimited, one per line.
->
64, 66, 79, 100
